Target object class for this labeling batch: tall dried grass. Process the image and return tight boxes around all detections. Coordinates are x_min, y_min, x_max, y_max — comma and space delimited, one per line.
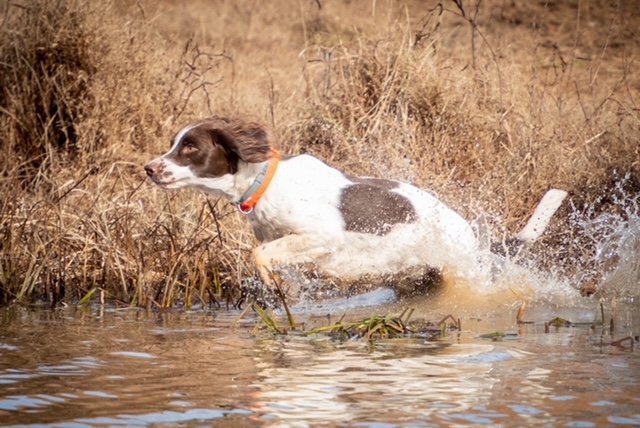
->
0, 0, 250, 306
0, 0, 638, 306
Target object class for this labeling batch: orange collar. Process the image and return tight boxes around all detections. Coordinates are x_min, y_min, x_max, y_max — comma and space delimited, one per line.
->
234, 149, 280, 214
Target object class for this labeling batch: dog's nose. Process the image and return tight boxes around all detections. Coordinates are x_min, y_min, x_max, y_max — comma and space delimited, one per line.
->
144, 163, 157, 177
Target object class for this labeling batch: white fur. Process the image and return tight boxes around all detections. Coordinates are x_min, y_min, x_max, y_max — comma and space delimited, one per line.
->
172, 124, 197, 151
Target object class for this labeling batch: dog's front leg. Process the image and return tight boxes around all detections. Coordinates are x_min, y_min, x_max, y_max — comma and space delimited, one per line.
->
252, 234, 335, 297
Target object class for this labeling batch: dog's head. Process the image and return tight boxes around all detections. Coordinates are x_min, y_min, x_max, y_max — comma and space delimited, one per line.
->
144, 117, 272, 192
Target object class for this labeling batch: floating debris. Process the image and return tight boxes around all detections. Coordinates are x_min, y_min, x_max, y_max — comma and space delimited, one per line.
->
478, 331, 507, 341
307, 308, 416, 340
516, 301, 533, 324
544, 317, 573, 333
610, 336, 634, 349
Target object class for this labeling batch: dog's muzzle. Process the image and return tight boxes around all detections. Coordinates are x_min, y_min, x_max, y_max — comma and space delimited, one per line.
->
144, 160, 164, 180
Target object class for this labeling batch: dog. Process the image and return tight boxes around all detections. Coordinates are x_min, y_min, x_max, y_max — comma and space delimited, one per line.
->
144, 116, 567, 298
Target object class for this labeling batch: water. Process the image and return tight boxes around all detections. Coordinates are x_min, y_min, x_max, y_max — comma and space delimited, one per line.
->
1, 296, 638, 427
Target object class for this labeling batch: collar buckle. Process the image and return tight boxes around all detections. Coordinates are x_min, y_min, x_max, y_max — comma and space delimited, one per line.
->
236, 203, 254, 215
233, 148, 280, 215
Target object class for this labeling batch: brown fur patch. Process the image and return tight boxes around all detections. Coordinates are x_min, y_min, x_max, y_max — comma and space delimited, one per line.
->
339, 180, 418, 235
199, 116, 272, 163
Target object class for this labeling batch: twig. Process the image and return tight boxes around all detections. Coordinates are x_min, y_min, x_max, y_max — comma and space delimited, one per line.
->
450, 0, 481, 69
610, 336, 634, 348
414, 4, 443, 48
269, 270, 296, 330
266, 68, 277, 129
447, 0, 503, 103
610, 295, 617, 334
206, 198, 224, 244
54, 168, 93, 203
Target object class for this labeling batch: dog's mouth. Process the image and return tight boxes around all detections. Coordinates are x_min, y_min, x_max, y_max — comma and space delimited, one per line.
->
151, 177, 186, 188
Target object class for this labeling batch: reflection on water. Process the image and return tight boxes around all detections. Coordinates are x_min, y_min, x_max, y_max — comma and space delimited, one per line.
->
1, 303, 638, 427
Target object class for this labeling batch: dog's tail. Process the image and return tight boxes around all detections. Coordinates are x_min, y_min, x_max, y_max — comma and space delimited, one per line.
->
491, 188, 568, 256
516, 188, 568, 243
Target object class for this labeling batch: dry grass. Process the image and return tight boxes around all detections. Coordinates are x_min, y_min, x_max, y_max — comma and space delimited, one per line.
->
0, 0, 638, 306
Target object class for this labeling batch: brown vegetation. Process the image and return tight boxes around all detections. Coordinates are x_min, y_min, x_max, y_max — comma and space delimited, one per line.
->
0, 0, 638, 307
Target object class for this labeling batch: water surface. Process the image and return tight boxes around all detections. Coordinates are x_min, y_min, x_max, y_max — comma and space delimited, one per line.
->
1, 297, 638, 427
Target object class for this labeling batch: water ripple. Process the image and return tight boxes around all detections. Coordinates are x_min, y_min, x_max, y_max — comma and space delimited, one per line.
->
0, 394, 58, 411
36, 356, 102, 376
0, 369, 32, 385
110, 351, 157, 359
0, 342, 18, 351
72, 408, 253, 426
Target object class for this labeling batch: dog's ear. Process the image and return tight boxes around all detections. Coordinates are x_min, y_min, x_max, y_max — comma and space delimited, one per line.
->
205, 117, 272, 163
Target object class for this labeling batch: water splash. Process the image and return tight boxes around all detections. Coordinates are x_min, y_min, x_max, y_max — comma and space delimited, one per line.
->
599, 215, 640, 298
429, 176, 639, 317
471, 174, 640, 305
567, 175, 640, 298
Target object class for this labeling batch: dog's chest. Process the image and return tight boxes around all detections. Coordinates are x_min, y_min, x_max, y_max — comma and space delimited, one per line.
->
247, 210, 290, 242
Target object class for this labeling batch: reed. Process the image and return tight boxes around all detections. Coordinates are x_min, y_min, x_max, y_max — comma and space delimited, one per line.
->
0, 0, 637, 306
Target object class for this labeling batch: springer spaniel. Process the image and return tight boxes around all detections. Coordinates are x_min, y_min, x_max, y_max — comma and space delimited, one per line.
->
144, 116, 566, 298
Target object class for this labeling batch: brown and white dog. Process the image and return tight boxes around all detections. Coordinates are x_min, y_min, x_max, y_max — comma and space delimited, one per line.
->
144, 116, 567, 298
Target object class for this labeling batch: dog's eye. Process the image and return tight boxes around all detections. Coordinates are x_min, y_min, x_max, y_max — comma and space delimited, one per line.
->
182, 141, 198, 154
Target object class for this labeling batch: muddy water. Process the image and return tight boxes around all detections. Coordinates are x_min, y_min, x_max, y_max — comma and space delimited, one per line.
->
1, 294, 639, 427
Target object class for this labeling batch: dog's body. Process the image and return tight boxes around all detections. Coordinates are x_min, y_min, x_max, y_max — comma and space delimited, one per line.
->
145, 116, 565, 297
249, 154, 481, 292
